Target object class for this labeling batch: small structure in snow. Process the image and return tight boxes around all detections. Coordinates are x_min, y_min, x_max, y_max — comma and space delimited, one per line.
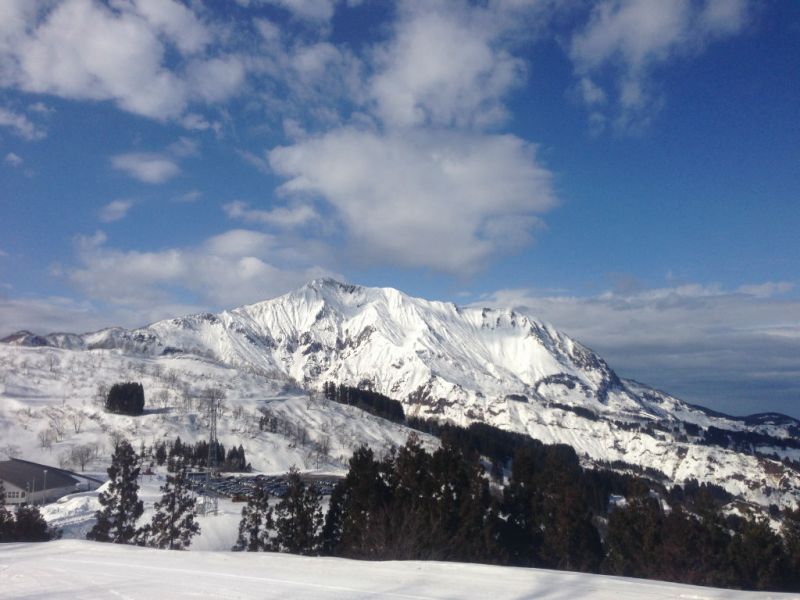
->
0, 458, 81, 505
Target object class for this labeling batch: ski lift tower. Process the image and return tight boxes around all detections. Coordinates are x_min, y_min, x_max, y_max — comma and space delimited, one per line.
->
201, 388, 222, 515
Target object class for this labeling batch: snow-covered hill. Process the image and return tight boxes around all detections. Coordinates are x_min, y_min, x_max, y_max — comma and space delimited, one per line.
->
2, 540, 793, 600
3, 278, 799, 507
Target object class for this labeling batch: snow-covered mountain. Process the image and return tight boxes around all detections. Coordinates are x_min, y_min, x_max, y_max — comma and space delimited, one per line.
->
4, 278, 800, 507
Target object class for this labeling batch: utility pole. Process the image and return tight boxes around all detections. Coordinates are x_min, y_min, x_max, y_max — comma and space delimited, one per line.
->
201, 388, 223, 516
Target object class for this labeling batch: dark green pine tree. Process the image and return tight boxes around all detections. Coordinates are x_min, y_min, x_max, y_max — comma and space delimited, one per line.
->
142, 458, 200, 550
338, 445, 393, 558
87, 439, 143, 544
320, 480, 346, 555
11, 505, 51, 542
233, 485, 273, 551
603, 481, 664, 578
728, 516, 789, 590
272, 468, 322, 555
782, 507, 800, 590
0, 481, 16, 542
536, 448, 602, 573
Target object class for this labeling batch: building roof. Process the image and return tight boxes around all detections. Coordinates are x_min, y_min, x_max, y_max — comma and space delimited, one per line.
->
0, 458, 79, 492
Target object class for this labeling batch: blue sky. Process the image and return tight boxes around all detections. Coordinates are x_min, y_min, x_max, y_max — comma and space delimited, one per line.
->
1, 0, 798, 417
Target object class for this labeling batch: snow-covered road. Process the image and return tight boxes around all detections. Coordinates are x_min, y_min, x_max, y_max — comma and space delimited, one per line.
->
0, 540, 793, 600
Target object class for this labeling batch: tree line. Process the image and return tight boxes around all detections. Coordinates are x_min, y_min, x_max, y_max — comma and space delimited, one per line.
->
152, 436, 250, 472
322, 382, 405, 424
233, 431, 800, 592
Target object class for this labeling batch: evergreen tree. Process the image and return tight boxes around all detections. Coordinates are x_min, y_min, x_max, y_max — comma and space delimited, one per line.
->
142, 458, 200, 550
536, 448, 602, 572
272, 468, 322, 555
0, 481, 15, 542
432, 441, 503, 564
87, 439, 143, 544
233, 486, 273, 551
105, 382, 145, 415
603, 482, 664, 578
12, 505, 51, 542
321, 481, 346, 555
338, 445, 393, 558
728, 516, 788, 590
155, 442, 167, 466
782, 507, 800, 590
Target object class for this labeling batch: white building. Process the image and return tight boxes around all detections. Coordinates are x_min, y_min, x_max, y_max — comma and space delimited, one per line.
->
0, 459, 81, 505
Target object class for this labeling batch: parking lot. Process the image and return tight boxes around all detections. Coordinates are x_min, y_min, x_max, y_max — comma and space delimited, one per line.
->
187, 472, 340, 500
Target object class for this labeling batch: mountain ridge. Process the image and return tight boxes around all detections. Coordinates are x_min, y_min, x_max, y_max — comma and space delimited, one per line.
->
3, 278, 800, 507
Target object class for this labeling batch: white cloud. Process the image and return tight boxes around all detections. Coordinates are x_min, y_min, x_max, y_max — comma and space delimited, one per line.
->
173, 190, 202, 203
224, 200, 319, 229
269, 127, 555, 274
111, 153, 180, 184
0, 295, 110, 336
0, 0, 245, 121
111, 137, 197, 183
99, 199, 134, 222
478, 280, 800, 415
124, 0, 212, 55
4, 152, 22, 167
570, 0, 751, 132
255, 0, 339, 22
186, 55, 246, 103
369, 6, 524, 129
0, 106, 46, 140
27, 101, 53, 115
67, 229, 337, 310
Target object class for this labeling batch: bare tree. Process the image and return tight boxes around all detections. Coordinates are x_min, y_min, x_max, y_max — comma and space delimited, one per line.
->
45, 353, 59, 372
108, 430, 126, 449
318, 434, 331, 458
1, 444, 21, 459
94, 442, 104, 460
95, 382, 110, 407
164, 369, 180, 389
58, 450, 72, 469
71, 444, 93, 471
71, 411, 86, 434
45, 409, 66, 442
180, 385, 193, 412
157, 389, 170, 410
38, 429, 55, 451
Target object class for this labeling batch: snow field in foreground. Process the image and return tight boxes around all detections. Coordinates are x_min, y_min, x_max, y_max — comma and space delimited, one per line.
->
0, 540, 794, 600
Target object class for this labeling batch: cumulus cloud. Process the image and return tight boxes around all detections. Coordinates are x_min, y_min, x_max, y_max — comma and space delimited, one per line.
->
370, 6, 524, 129
0, 106, 46, 140
0, 0, 245, 121
111, 136, 197, 183
478, 280, 800, 416
224, 200, 319, 229
111, 153, 180, 184
269, 127, 555, 273
67, 229, 337, 310
99, 199, 134, 222
4, 152, 22, 167
249, 0, 339, 22
570, 0, 751, 132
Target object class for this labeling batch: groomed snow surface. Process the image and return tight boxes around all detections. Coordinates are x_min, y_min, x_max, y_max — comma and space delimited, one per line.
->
1, 540, 793, 600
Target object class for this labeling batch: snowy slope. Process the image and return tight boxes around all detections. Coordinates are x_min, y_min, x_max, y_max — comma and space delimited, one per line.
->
2, 278, 799, 507
1, 540, 792, 600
